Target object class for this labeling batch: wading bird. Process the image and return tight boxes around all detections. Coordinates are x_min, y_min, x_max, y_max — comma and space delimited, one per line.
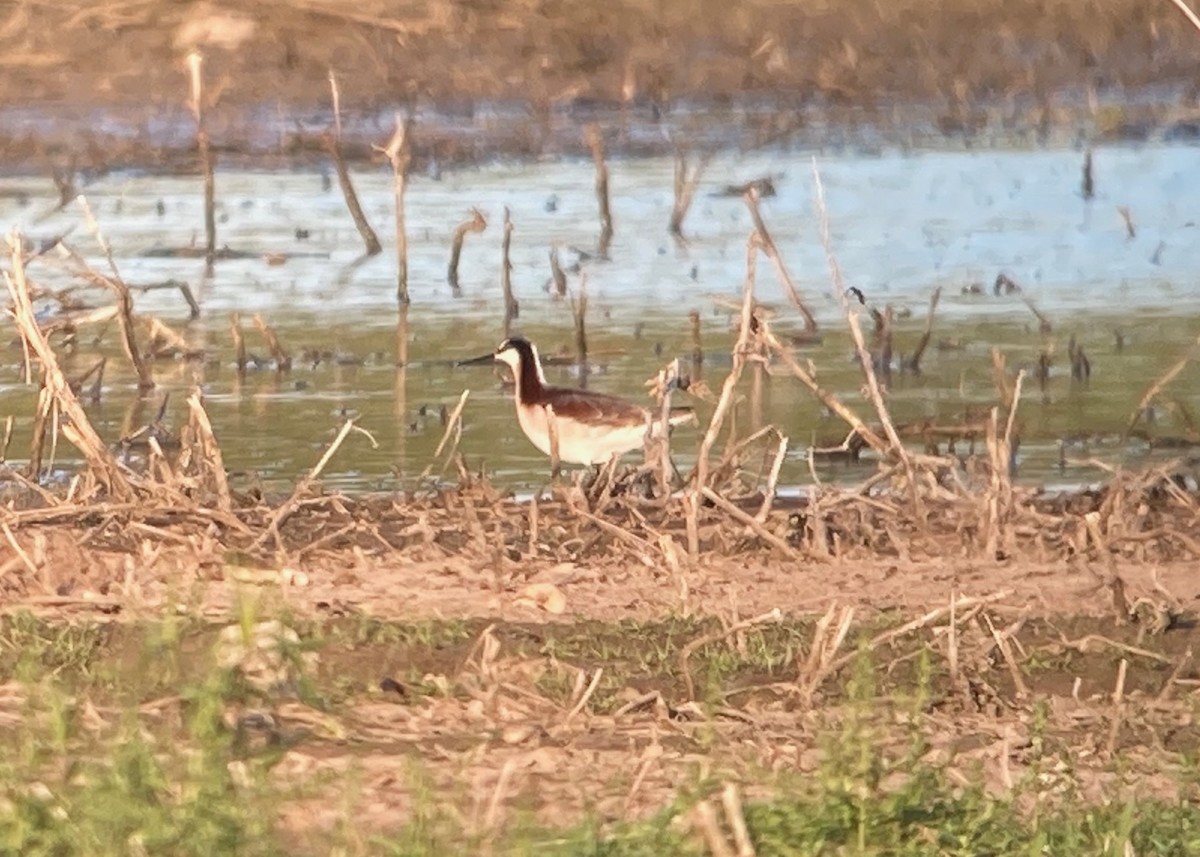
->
460, 337, 693, 466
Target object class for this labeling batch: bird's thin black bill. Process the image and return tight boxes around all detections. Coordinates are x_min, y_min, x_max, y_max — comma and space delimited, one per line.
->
456, 351, 495, 367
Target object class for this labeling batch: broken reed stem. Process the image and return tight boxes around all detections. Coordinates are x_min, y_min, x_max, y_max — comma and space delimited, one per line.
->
548, 246, 568, 298
761, 323, 889, 455
811, 161, 912, 476
500, 207, 518, 337
5, 232, 134, 500
701, 487, 801, 559
680, 607, 782, 700
186, 391, 232, 513
230, 313, 247, 377
448, 208, 487, 293
570, 274, 589, 381
186, 51, 217, 267
1168, 0, 1200, 32
379, 114, 413, 305
421, 389, 470, 480
907, 286, 942, 372
106, 268, 155, 394
744, 187, 818, 331
584, 124, 614, 257
692, 233, 760, 495
1125, 330, 1200, 437
26, 384, 52, 480
755, 432, 789, 522
669, 147, 713, 241
251, 418, 359, 553
253, 314, 292, 371
326, 72, 382, 256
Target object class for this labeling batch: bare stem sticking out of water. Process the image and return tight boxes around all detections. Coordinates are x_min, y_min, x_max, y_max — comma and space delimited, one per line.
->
500, 207, 518, 337
1117, 206, 1136, 240
230, 313, 247, 378
690, 232, 760, 511
548, 246, 568, 298
421, 389, 470, 480
744, 186, 818, 333
905, 287, 942, 374
253, 314, 292, 371
669, 146, 713, 243
569, 274, 589, 384
689, 309, 703, 371
1125, 331, 1200, 438
448, 208, 487, 295
378, 114, 413, 306
326, 71, 382, 257
584, 124, 613, 257
186, 51, 217, 269
811, 160, 910, 475
1082, 149, 1095, 200
4, 232, 134, 500
185, 390, 232, 513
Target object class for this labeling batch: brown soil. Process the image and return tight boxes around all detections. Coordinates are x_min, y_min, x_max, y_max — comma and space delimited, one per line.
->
3, 0, 1200, 170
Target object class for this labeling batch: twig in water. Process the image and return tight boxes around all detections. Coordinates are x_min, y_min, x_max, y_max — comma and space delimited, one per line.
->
1124, 331, 1200, 437
669, 144, 713, 243
548, 246, 567, 298
584, 124, 614, 257
250, 419, 373, 553
447, 208, 487, 294
569, 274, 589, 384
4, 233, 135, 499
186, 51, 217, 268
230, 313, 247, 377
812, 161, 912, 479
325, 71, 382, 256
185, 391, 232, 513
253, 314, 292, 371
690, 233, 760, 498
1082, 149, 1095, 200
1117, 206, 1136, 240
500, 207, 518, 337
905, 287, 942, 374
377, 114, 413, 305
744, 186, 818, 332
420, 389, 470, 480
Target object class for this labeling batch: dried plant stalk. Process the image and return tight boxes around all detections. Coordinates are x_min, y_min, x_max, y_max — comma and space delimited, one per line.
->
1125, 331, 1200, 437
500, 207, 518, 337
4, 232, 134, 500
448, 208, 487, 293
186, 391, 232, 512
326, 71, 382, 256
669, 146, 713, 241
379, 114, 413, 305
691, 233, 760, 495
744, 187, 818, 331
186, 51, 217, 266
584, 124, 613, 256
253, 314, 292, 371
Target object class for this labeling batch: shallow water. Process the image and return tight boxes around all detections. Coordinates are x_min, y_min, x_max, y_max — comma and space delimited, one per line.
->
2, 143, 1199, 492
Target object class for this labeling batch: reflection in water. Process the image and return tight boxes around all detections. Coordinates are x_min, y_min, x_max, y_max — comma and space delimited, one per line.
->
1, 145, 1199, 491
